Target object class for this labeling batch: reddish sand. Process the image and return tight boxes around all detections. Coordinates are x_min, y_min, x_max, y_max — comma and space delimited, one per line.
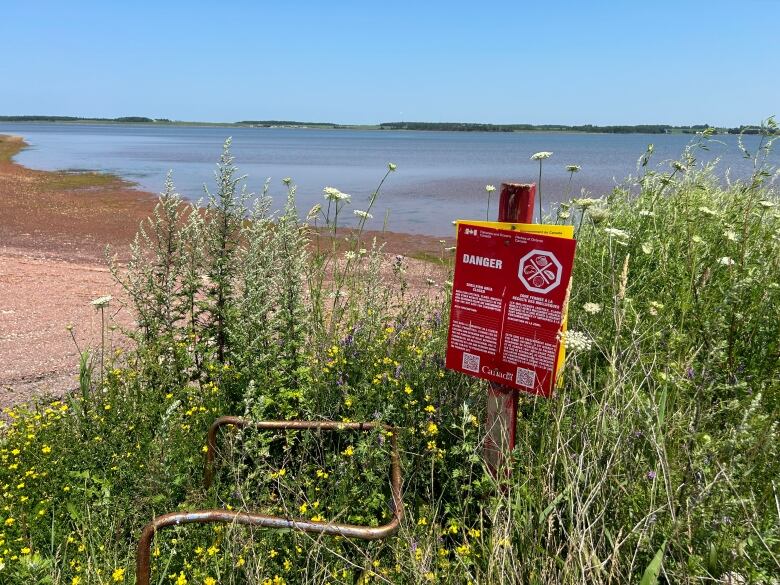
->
0, 135, 451, 407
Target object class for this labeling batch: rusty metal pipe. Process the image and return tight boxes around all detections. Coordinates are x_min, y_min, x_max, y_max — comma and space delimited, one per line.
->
137, 417, 403, 585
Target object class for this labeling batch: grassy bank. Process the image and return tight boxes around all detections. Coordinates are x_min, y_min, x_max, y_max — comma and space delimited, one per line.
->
1, 132, 778, 584
0, 134, 127, 191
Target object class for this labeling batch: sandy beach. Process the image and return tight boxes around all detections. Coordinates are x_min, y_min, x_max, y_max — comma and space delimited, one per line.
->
0, 134, 451, 407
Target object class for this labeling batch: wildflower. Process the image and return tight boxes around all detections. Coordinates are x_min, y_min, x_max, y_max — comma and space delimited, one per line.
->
388, 162, 397, 171
638, 209, 654, 217
112, 567, 125, 582
342, 445, 354, 457
583, 302, 602, 314
604, 227, 629, 239
175, 571, 187, 585
531, 152, 552, 221
426, 422, 438, 436
323, 187, 350, 202
299, 502, 308, 514
563, 330, 592, 352
21, 547, 31, 555
566, 164, 581, 173
588, 207, 609, 224
90, 295, 112, 309
692, 235, 704, 244
641, 241, 653, 254
344, 251, 357, 260
724, 230, 738, 242
282, 177, 292, 185
205, 578, 216, 585
424, 404, 436, 413
485, 184, 496, 193
718, 256, 735, 266
647, 470, 657, 480
417, 516, 428, 526
573, 197, 600, 209
354, 210, 373, 219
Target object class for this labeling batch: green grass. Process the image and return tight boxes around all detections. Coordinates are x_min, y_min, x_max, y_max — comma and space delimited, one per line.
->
1, 135, 778, 584
38, 170, 124, 191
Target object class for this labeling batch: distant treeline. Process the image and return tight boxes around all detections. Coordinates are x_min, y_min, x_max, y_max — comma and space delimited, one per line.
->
1, 116, 775, 135
0, 115, 171, 123
378, 122, 762, 134
237, 120, 336, 127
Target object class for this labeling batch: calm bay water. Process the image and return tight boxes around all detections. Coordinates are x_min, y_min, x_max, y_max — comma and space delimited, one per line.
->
1, 123, 775, 236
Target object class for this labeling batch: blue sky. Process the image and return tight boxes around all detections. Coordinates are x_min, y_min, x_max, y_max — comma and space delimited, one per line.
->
0, 1, 776, 126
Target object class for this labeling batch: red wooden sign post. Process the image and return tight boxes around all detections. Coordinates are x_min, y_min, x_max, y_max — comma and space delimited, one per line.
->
483, 183, 535, 475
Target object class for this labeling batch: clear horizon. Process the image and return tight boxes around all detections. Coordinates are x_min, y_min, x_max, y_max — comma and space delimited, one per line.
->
1, 1, 777, 128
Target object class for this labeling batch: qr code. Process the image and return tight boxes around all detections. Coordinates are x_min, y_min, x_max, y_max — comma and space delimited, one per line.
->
462, 352, 480, 373
516, 367, 535, 388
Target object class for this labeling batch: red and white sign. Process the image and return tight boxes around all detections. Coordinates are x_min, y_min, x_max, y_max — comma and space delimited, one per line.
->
446, 222, 576, 397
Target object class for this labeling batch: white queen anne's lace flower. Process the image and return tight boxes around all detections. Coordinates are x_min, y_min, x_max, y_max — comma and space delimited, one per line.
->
485, 184, 496, 193
562, 330, 592, 352
531, 151, 553, 161
573, 197, 600, 209
583, 302, 602, 314
91, 295, 112, 309
718, 256, 735, 266
604, 227, 629, 239
354, 210, 373, 219
323, 187, 350, 202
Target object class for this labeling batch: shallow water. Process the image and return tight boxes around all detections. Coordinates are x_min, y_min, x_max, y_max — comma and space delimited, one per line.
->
1, 122, 775, 235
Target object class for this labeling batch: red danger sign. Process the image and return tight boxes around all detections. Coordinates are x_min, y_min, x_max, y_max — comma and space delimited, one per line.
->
446, 222, 576, 397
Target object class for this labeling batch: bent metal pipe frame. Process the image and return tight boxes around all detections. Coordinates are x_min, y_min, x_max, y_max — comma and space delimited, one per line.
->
136, 416, 404, 585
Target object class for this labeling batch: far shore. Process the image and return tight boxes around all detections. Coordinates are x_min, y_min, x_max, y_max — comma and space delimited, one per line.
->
0, 134, 451, 408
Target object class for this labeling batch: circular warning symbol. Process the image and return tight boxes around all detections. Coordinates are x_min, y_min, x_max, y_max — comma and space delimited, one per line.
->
518, 250, 562, 293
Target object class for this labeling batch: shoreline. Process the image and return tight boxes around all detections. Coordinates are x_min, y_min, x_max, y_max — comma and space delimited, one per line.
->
0, 134, 451, 407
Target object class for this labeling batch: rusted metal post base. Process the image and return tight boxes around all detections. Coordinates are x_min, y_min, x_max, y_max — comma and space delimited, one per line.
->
136, 417, 403, 585
484, 183, 536, 478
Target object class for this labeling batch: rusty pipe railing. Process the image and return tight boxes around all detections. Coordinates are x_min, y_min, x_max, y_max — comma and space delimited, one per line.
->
136, 417, 403, 585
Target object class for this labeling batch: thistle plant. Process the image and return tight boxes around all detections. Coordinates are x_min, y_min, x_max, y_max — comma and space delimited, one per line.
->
531, 151, 553, 222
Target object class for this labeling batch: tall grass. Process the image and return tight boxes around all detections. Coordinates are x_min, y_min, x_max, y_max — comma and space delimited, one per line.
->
1, 128, 778, 584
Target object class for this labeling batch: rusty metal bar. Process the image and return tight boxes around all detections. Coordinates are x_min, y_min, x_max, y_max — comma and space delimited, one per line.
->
136, 417, 403, 585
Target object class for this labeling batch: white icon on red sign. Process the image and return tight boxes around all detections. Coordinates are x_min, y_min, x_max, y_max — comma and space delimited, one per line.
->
518, 249, 562, 293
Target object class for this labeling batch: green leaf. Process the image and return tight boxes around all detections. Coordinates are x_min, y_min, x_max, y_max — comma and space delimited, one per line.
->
640, 540, 667, 585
